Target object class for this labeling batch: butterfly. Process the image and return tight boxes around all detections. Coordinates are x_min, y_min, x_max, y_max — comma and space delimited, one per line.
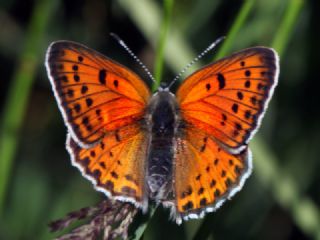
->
45, 40, 279, 224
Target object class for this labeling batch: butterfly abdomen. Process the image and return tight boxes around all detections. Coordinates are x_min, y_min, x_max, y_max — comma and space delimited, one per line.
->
147, 90, 178, 199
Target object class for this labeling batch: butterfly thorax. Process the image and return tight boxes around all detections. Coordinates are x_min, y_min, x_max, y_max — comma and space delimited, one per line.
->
146, 90, 179, 200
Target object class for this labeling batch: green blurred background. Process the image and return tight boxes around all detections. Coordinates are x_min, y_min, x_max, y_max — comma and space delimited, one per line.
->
0, 0, 319, 239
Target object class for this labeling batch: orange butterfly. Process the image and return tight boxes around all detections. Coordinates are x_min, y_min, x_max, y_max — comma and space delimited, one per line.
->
45, 40, 279, 224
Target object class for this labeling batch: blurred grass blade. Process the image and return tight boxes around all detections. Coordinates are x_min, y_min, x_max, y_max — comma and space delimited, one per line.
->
0, 0, 58, 213
129, 207, 156, 240
214, 0, 256, 60
118, 0, 200, 80
255, 0, 320, 238
153, 0, 174, 91
272, 0, 304, 56
252, 138, 320, 238
181, 0, 221, 37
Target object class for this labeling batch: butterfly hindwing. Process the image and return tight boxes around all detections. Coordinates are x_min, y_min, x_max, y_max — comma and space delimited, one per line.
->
67, 123, 149, 207
173, 127, 251, 222
46, 41, 151, 147
177, 47, 279, 152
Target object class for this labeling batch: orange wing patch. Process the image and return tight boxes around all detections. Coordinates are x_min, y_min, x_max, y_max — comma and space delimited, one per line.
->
46, 41, 151, 147
173, 127, 251, 221
177, 47, 278, 151
67, 123, 149, 207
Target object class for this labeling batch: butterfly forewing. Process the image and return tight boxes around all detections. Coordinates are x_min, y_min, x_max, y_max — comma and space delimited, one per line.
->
46, 41, 151, 147
177, 47, 279, 152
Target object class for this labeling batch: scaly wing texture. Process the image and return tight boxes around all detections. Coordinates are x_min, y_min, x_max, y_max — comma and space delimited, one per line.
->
67, 123, 149, 207
173, 127, 251, 223
176, 47, 279, 152
173, 47, 279, 222
46, 41, 151, 147
46, 41, 151, 206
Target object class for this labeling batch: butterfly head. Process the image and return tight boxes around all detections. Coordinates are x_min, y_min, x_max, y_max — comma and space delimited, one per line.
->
157, 82, 170, 92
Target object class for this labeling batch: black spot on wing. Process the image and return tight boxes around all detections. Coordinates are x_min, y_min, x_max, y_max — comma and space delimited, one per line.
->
99, 69, 106, 85
217, 73, 225, 89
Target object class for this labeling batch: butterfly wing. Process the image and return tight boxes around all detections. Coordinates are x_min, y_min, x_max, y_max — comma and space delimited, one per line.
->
176, 47, 279, 152
67, 123, 149, 208
46, 41, 151, 207
46, 41, 151, 147
172, 128, 251, 222
173, 47, 278, 222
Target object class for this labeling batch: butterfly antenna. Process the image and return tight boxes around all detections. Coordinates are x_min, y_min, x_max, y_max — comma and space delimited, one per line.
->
167, 36, 225, 90
110, 33, 156, 84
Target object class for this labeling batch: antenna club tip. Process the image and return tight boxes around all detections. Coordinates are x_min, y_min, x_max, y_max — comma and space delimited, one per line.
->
208, 36, 226, 49
216, 36, 226, 43
110, 32, 121, 42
